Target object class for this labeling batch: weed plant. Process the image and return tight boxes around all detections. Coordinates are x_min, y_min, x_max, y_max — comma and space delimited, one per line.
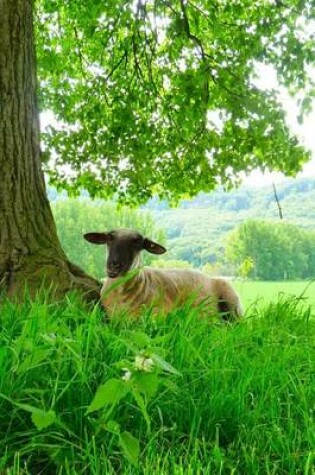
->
0, 294, 314, 474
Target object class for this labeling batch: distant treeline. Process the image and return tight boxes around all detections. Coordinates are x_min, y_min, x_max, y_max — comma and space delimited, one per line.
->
148, 177, 315, 271
226, 220, 315, 280
50, 177, 315, 281
144, 177, 315, 215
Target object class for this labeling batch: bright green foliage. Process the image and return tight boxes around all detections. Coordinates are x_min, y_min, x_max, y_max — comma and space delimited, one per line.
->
0, 294, 314, 473
36, 0, 313, 203
87, 378, 129, 413
119, 431, 140, 467
51, 199, 165, 279
144, 177, 315, 271
237, 256, 254, 278
226, 219, 315, 280
31, 409, 56, 431
0, 399, 57, 431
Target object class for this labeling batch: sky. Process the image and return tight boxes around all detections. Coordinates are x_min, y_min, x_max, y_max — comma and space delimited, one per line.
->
280, 93, 315, 178
244, 64, 315, 186
242, 101, 315, 187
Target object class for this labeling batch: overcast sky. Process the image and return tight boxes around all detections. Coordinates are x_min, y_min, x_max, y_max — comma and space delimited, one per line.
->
245, 63, 315, 186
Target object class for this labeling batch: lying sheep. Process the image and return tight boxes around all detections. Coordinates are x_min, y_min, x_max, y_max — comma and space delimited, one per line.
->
84, 228, 243, 320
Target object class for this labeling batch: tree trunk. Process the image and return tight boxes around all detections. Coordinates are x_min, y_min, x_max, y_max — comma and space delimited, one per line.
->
0, 0, 101, 302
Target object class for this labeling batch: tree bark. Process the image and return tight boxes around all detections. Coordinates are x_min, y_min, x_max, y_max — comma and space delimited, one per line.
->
0, 0, 101, 302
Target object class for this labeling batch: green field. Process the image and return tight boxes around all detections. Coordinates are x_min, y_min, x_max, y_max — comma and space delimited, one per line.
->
235, 280, 315, 311
0, 293, 314, 474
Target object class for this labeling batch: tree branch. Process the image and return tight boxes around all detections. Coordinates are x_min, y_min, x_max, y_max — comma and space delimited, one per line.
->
105, 50, 128, 81
272, 182, 283, 219
73, 26, 86, 74
179, 0, 206, 60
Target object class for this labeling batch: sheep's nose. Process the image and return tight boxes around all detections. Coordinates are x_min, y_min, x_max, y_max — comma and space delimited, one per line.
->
109, 259, 122, 269
107, 260, 124, 278
109, 259, 121, 267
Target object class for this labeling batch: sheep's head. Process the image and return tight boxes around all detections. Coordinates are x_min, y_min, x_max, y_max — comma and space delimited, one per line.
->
83, 228, 166, 278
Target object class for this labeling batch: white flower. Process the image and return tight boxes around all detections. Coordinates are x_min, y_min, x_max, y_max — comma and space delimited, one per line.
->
134, 355, 154, 373
122, 369, 132, 381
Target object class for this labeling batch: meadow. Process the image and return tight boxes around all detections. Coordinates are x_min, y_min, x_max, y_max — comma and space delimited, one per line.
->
235, 279, 315, 311
0, 289, 314, 474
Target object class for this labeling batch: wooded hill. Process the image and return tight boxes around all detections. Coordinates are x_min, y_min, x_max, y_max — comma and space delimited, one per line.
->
145, 177, 315, 268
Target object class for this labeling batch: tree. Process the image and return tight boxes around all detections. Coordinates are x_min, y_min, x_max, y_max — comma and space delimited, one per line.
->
0, 0, 100, 300
0, 0, 314, 298
225, 220, 315, 280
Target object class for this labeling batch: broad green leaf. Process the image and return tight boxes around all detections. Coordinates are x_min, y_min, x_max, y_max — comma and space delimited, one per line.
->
31, 409, 56, 430
121, 330, 152, 349
119, 431, 140, 467
132, 373, 159, 401
7, 402, 57, 431
106, 420, 120, 434
151, 354, 182, 376
86, 379, 129, 413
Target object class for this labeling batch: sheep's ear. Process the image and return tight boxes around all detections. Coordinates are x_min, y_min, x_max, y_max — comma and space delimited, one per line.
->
83, 232, 111, 245
143, 238, 167, 255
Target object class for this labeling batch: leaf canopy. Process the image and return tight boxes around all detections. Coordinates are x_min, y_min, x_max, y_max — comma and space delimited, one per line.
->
35, 0, 314, 203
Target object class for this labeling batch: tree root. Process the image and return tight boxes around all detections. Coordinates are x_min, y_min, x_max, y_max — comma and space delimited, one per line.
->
0, 255, 101, 305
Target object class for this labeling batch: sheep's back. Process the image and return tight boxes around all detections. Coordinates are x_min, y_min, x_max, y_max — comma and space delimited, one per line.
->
102, 267, 242, 319
145, 267, 220, 306
145, 268, 242, 317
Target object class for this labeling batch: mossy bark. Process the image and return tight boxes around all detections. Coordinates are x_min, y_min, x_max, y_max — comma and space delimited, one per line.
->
0, 0, 101, 302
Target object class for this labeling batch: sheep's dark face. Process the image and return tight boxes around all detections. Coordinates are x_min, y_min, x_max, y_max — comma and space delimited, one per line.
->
105, 230, 144, 278
83, 228, 166, 278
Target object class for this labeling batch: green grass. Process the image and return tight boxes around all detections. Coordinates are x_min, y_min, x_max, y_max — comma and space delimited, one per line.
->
0, 294, 314, 474
235, 280, 315, 311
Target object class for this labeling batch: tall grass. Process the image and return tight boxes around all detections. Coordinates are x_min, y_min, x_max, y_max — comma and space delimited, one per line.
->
0, 294, 314, 474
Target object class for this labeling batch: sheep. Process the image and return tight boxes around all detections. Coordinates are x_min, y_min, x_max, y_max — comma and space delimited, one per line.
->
83, 228, 243, 320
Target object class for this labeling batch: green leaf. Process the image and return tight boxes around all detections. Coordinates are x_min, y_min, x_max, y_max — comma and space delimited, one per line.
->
122, 330, 152, 349
119, 431, 140, 467
151, 354, 182, 376
31, 409, 56, 430
86, 378, 129, 413
12, 402, 57, 431
132, 372, 159, 400
301, 96, 312, 113
106, 419, 120, 434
